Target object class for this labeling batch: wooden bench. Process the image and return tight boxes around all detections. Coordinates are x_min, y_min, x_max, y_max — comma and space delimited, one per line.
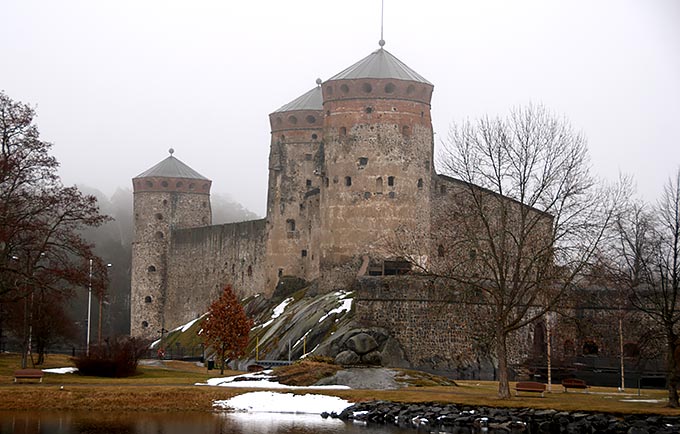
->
562, 378, 588, 393
514, 381, 546, 397
13, 369, 44, 383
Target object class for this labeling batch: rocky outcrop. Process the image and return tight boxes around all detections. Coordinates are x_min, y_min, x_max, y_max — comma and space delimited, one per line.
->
324, 401, 680, 433
315, 326, 409, 368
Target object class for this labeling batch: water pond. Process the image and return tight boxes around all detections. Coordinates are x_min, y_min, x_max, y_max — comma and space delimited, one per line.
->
0, 411, 415, 434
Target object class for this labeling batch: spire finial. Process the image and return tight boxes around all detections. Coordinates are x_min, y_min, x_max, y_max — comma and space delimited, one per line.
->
168, 148, 175, 156
316, 78, 322, 86
379, 0, 385, 48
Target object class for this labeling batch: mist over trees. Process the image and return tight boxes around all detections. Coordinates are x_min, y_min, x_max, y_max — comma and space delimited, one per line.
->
74, 187, 260, 340
0, 91, 109, 366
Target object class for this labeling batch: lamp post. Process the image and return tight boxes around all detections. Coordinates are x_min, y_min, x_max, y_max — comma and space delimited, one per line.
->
86, 258, 92, 356
98, 263, 112, 345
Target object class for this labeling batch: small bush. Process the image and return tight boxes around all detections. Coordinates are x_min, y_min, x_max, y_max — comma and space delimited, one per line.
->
73, 336, 149, 377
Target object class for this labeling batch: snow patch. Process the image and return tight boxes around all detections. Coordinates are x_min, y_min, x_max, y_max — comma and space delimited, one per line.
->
254, 297, 294, 329
214, 391, 352, 414
318, 298, 353, 323
171, 314, 205, 333
196, 370, 350, 390
42, 367, 78, 374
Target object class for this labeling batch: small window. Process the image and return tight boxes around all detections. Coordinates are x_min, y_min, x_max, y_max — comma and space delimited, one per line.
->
287, 219, 296, 232
324, 177, 329, 187
583, 340, 599, 356
145, 180, 153, 188
247, 265, 253, 277
365, 107, 373, 114
142, 321, 149, 328
147, 265, 156, 272
384, 82, 395, 93
305, 153, 313, 161
155, 231, 164, 240
345, 176, 352, 187
340, 84, 350, 94
306, 115, 316, 124
358, 157, 368, 166
402, 126, 411, 137
469, 249, 477, 260
339, 127, 347, 137
306, 179, 312, 187
189, 183, 195, 190
311, 134, 318, 140
202, 201, 207, 208
288, 115, 298, 124
176, 181, 183, 188
162, 199, 168, 206
417, 178, 423, 189
376, 177, 383, 192
437, 244, 445, 257
144, 296, 152, 303
155, 213, 163, 221
301, 249, 308, 258
362, 82, 372, 93
161, 181, 168, 188
388, 176, 395, 187
278, 268, 283, 277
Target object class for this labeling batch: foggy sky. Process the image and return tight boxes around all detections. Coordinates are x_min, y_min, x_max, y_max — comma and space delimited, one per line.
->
2, 0, 679, 216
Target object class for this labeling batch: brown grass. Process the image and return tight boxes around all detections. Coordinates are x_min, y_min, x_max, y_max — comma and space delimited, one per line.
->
272, 360, 342, 386
1, 353, 679, 415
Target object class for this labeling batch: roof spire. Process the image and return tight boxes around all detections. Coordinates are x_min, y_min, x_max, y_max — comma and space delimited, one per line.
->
168, 148, 175, 156
379, 0, 385, 48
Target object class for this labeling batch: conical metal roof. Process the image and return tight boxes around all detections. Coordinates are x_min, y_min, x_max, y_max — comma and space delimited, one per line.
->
135, 153, 208, 180
273, 86, 323, 113
329, 48, 431, 85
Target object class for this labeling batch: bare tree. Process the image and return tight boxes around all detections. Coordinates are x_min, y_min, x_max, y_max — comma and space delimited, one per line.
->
0, 91, 109, 366
617, 170, 680, 407
395, 105, 621, 398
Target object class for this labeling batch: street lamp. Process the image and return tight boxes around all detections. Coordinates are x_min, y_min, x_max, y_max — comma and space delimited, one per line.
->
86, 259, 92, 356
98, 263, 112, 345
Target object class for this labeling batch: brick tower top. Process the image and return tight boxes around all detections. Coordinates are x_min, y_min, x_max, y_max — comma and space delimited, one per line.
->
322, 46, 433, 105
269, 85, 323, 133
132, 149, 212, 194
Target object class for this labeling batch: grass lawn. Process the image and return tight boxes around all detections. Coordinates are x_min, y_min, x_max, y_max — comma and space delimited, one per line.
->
0, 353, 678, 415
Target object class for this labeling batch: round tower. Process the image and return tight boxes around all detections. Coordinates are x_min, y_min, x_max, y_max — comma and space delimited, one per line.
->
130, 149, 212, 339
319, 43, 434, 274
265, 84, 324, 292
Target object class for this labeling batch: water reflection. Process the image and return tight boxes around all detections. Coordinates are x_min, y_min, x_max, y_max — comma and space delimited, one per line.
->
0, 411, 413, 434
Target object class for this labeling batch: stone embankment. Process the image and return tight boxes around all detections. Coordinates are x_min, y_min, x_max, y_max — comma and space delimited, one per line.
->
323, 401, 680, 433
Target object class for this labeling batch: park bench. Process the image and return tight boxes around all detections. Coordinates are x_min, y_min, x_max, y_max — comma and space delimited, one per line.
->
13, 369, 44, 383
561, 378, 589, 393
514, 381, 546, 397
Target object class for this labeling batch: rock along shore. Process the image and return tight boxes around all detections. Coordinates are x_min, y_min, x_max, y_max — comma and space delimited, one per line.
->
322, 401, 680, 433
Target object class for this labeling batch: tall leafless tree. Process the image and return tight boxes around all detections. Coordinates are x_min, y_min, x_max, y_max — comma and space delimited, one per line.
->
0, 91, 109, 366
393, 105, 622, 398
615, 170, 680, 407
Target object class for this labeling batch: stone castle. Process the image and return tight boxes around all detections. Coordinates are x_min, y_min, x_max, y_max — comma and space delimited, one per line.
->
130, 42, 450, 339
129, 43, 655, 384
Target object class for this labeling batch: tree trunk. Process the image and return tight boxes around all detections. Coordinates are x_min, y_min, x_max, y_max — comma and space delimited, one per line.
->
220, 346, 226, 375
497, 329, 511, 399
669, 333, 680, 408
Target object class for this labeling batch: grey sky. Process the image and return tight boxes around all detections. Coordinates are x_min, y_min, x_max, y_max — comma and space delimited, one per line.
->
2, 0, 679, 216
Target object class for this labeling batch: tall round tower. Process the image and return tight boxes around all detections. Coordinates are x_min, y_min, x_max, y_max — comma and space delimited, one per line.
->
130, 149, 212, 339
265, 84, 324, 291
319, 44, 434, 274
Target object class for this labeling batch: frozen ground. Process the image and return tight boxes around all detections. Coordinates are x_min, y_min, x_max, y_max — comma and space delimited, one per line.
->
196, 370, 350, 390
214, 391, 351, 414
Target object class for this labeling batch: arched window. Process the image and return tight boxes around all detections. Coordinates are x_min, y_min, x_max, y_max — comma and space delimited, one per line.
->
376, 177, 383, 192
141, 321, 149, 328
345, 176, 352, 187
532, 323, 546, 358
417, 178, 423, 189
144, 296, 152, 303
286, 219, 296, 232
147, 265, 156, 272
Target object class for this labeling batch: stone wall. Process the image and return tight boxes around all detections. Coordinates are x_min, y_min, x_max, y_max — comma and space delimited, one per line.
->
163, 219, 267, 330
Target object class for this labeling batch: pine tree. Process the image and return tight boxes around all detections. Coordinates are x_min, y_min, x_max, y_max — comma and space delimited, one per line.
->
201, 285, 253, 374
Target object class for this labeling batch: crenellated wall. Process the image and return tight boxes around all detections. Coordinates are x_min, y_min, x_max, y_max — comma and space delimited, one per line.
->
164, 219, 267, 329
